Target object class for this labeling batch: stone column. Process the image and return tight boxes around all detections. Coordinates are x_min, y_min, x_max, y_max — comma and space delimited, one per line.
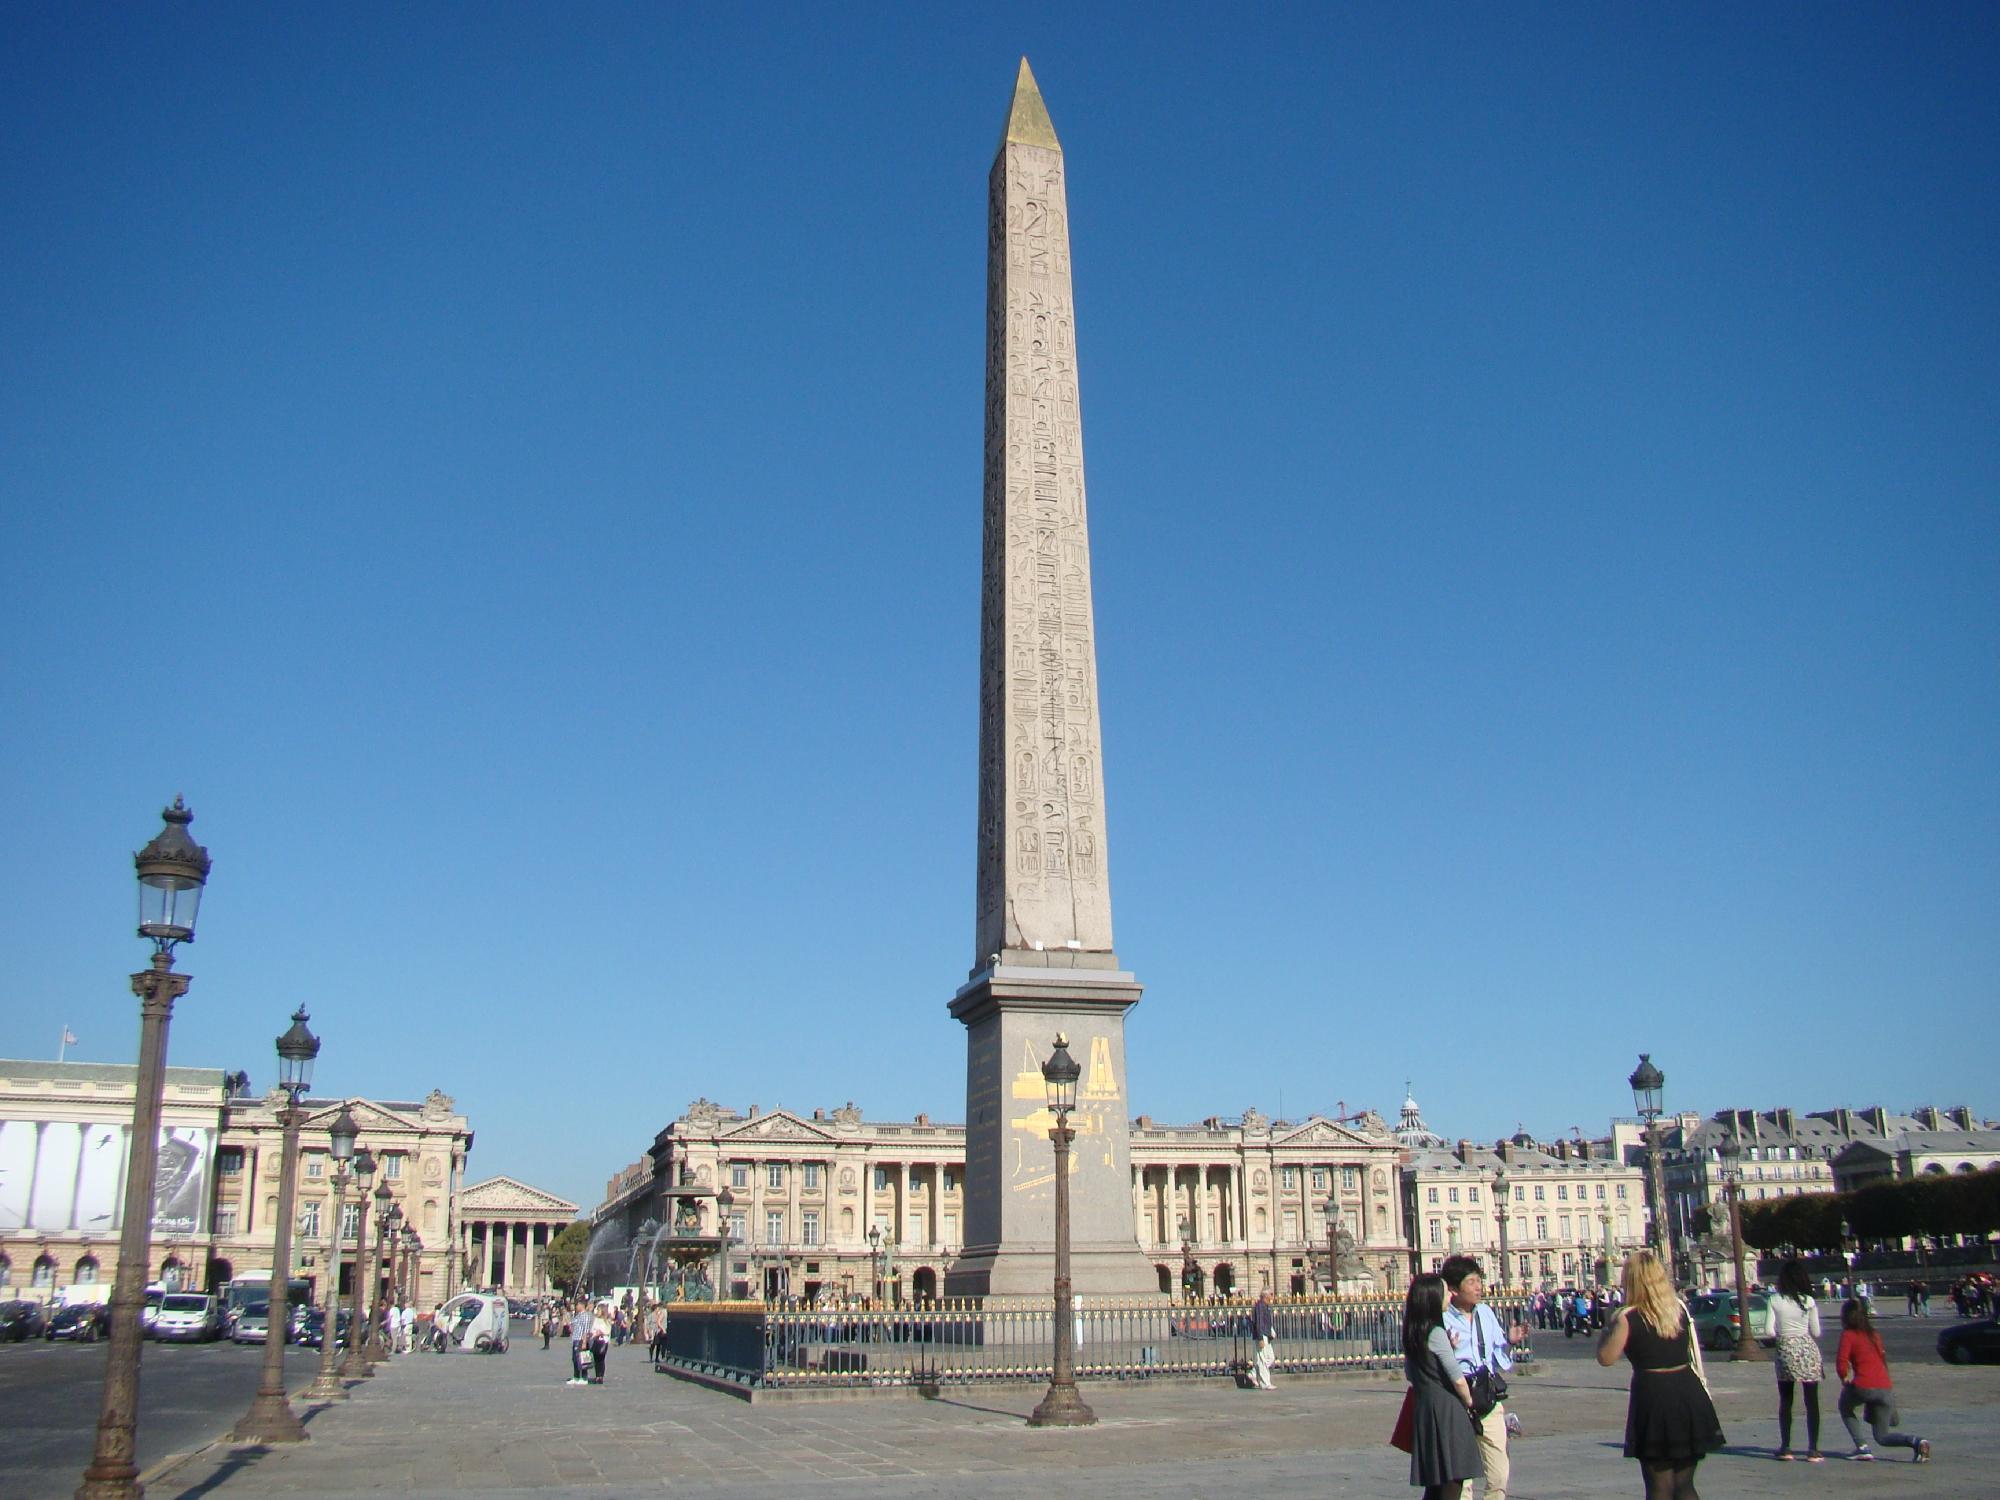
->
499, 1220, 512, 1294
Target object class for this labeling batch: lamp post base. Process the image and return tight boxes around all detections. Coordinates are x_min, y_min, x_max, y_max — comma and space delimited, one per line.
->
1028, 1381, 1097, 1427
304, 1368, 348, 1403
74, 1462, 141, 1500
231, 1391, 308, 1445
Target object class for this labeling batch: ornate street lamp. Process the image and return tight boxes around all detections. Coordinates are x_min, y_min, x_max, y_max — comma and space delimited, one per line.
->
400, 1225, 422, 1314
339, 1149, 377, 1378
363, 1187, 396, 1360
1028, 1034, 1094, 1428
234, 1008, 321, 1443
306, 1106, 359, 1402
1599, 1208, 1614, 1286
1493, 1166, 1511, 1288
868, 1224, 883, 1308
77, 800, 212, 1500
715, 1186, 736, 1300
1628, 1054, 1676, 1287
1715, 1127, 1765, 1362
1322, 1192, 1342, 1296
374, 1201, 404, 1357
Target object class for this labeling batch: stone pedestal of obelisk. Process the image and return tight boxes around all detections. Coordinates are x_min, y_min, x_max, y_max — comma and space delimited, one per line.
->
946, 60, 1155, 1300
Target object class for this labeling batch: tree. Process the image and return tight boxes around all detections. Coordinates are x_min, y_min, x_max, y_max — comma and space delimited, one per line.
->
545, 1221, 592, 1295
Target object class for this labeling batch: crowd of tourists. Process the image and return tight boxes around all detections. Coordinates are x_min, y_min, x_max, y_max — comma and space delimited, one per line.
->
1395, 1249, 1937, 1500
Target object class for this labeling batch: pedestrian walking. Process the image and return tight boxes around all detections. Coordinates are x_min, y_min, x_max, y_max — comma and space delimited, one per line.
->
1596, 1249, 1724, 1500
1442, 1255, 1513, 1500
1401, 1273, 1483, 1500
566, 1300, 591, 1385
1249, 1288, 1277, 1390
1768, 1258, 1825, 1462
1836, 1298, 1932, 1463
590, 1302, 612, 1384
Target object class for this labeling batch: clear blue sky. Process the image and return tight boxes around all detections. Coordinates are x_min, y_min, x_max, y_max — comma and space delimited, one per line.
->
4, 4, 1995, 1212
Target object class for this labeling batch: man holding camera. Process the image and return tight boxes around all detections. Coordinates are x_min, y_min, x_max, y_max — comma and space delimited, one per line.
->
1442, 1255, 1514, 1500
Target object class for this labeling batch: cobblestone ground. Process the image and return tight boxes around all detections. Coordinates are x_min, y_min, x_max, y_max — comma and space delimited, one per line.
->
142, 1334, 2000, 1500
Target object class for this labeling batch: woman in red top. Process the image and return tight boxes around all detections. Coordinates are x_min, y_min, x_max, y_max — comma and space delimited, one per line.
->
1835, 1299, 1932, 1463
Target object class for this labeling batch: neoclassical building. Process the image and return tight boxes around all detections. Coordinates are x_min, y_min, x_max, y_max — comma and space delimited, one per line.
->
0, 1059, 472, 1309
457, 1175, 579, 1296
592, 1098, 1408, 1302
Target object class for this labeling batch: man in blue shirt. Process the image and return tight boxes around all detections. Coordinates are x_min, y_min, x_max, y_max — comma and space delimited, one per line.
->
1442, 1255, 1513, 1500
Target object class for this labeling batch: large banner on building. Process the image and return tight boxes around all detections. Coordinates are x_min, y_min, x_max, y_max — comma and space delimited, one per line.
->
0, 1119, 213, 1236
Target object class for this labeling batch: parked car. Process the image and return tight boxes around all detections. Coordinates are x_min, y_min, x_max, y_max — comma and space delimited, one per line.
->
46, 1303, 111, 1342
152, 1293, 223, 1343
1937, 1317, 2000, 1365
1688, 1290, 1774, 1350
231, 1300, 272, 1344
297, 1308, 351, 1350
0, 1299, 49, 1342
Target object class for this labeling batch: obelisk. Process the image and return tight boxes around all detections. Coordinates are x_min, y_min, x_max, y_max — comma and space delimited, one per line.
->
947, 59, 1154, 1299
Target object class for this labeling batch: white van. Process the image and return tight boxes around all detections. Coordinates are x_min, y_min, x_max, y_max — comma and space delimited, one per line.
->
432, 1292, 509, 1353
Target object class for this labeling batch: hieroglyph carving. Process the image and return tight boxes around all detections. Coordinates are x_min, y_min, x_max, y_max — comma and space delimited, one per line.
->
974, 133, 1116, 967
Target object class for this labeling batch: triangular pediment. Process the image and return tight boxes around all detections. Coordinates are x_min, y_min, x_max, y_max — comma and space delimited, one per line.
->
715, 1110, 838, 1143
458, 1175, 579, 1214
293, 1098, 412, 1135
1272, 1116, 1373, 1148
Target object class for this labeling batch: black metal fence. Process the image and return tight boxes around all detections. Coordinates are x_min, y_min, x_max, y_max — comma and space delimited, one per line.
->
661, 1292, 1534, 1391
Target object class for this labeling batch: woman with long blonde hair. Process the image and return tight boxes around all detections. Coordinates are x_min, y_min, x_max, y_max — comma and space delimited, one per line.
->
1597, 1251, 1724, 1500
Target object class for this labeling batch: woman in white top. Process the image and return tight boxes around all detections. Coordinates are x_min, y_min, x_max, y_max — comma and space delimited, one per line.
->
1768, 1258, 1825, 1462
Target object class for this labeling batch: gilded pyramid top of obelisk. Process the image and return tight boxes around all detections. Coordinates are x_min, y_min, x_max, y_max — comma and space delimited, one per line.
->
998, 56, 1061, 153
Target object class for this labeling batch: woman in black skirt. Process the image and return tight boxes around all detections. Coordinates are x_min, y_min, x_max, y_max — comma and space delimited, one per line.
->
1597, 1250, 1725, 1500
1402, 1273, 1482, 1500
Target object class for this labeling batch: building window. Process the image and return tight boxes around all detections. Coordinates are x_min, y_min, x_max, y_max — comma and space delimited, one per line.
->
218, 1148, 244, 1176
1279, 1166, 1297, 1190
215, 1205, 239, 1236
1427, 1217, 1441, 1244
1556, 1184, 1568, 1201
340, 1203, 360, 1239
74, 1256, 100, 1284
1282, 1210, 1299, 1240
298, 1202, 322, 1238
874, 1166, 890, 1192
1534, 1216, 1548, 1238
1616, 1184, 1628, 1200
383, 1154, 403, 1180
767, 1164, 784, 1190
1447, 1187, 1459, 1204
1341, 1167, 1358, 1190
943, 1169, 957, 1192
764, 1211, 784, 1245
1513, 1186, 1525, 1202
908, 1214, 923, 1244
33, 1255, 56, 1287
730, 1163, 748, 1188
1533, 1186, 1545, 1201
1426, 1187, 1439, 1204
1470, 1221, 1484, 1245
803, 1163, 821, 1190
801, 1210, 820, 1246
1517, 1254, 1532, 1280
1311, 1169, 1328, 1191
1467, 1186, 1480, 1204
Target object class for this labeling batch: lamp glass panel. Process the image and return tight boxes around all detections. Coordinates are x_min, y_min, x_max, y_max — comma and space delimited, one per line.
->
138, 874, 202, 941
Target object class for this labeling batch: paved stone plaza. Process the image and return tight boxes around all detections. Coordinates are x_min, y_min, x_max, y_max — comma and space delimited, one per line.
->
137, 1324, 1997, 1500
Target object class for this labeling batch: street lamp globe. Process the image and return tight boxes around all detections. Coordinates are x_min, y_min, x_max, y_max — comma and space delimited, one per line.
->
1628, 1054, 1665, 1121
1041, 1034, 1080, 1114
328, 1104, 360, 1164
275, 1008, 320, 1096
134, 797, 210, 949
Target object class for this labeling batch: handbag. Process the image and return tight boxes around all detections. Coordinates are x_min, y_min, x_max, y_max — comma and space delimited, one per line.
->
1389, 1386, 1416, 1453
1467, 1307, 1509, 1418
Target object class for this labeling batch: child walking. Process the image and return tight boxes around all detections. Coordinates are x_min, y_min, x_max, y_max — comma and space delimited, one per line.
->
1836, 1299, 1932, 1463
